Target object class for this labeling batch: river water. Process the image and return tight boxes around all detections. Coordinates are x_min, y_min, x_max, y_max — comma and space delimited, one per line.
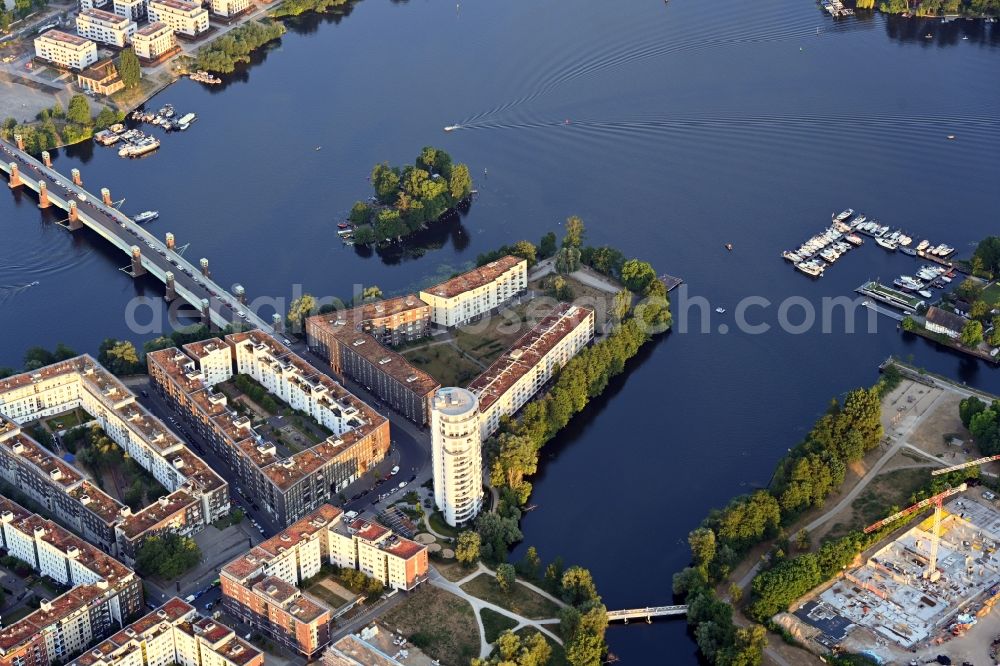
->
2, 0, 999, 660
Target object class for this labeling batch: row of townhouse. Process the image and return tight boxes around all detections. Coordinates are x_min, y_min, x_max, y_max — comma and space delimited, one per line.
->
68, 597, 262, 666
147, 332, 390, 527
220, 505, 427, 659
0, 497, 142, 666
0, 356, 230, 562
305, 256, 528, 425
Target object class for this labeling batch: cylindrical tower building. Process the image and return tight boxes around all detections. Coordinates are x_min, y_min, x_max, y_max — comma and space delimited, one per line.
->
431, 387, 483, 527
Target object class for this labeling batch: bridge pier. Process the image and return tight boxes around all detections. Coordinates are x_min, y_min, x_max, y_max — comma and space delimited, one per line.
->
647, 616, 651, 624
165, 233, 175, 251
102, 188, 112, 206
67, 201, 83, 230
14, 134, 23, 152
8, 163, 22, 188
233, 284, 246, 304
37, 181, 50, 208
200, 298, 211, 323
129, 246, 147, 277
165, 272, 176, 301
272, 313, 284, 334
71, 168, 82, 186
41, 151, 51, 168
199, 258, 210, 278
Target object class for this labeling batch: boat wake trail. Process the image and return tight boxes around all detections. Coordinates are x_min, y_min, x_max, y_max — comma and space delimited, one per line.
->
0, 281, 41, 306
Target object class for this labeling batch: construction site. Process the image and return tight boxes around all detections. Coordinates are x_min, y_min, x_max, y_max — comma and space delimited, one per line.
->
781, 370, 1000, 664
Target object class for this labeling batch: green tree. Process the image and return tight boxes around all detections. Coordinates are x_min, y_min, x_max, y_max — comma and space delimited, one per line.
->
496, 563, 516, 593
94, 107, 118, 130
455, 531, 481, 566
688, 527, 717, 572
961, 319, 984, 347
620, 259, 657, 293
560, 566, 599, 605
562, 216, 585, 248
117, 47, 141, 89
67, 95, 91, 126
287, 293, 317, 330
989, 317, 1000, 348
517, 546, 541, 579
348, 201, 372, 225
374, 208, 406, 240
476, 512, 522, 563
97, 338, 141, 375
371, 162, 401, 204
972, 236, 1000, 278
353, 225, 376, 245
970, 300, 992, 322
510, 240, 537, 266
538, 232, 557, 259
901, 316, 916, 331
135, 532, 201, 579
448, 163, 472, 200
956, 278, 984, 303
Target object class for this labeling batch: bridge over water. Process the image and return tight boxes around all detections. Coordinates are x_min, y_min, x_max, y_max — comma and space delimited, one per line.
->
606, 605, 688, 623
1, 137, 275, 334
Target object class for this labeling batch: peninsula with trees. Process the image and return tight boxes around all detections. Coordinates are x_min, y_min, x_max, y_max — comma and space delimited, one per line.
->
347, 146, 473, 245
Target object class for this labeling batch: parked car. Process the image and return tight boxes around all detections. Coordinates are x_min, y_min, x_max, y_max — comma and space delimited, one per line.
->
390, 466, 399, 475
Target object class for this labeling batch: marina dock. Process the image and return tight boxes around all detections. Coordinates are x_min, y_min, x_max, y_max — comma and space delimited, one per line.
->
659, 273, 684, 292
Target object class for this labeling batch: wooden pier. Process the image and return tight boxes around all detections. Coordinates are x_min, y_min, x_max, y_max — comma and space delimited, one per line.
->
659, 273, 684, 292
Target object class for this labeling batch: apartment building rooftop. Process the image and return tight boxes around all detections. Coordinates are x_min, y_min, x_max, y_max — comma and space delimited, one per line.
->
381, 535, 425, 559
116, 489, 198, 540
79, 7, 129, 22
468, 303, 594, 412
213, 636, 261, 666
148, 348, 209, 394
183, 338, 231, 360
135, 20, 168, 36
353, 295, 428, 321
221, 546, 271, 582
0, 616, 41, 652
258, 504, 342, 558
349, 518, 389, 543
3, 432, 83, 489
308, 318, 440, 397
37, 29, 92, 46
67, 481, 125, 525
149, 0, 200, 9
252, 575, 299, 605
324, 633, 406, 666
421, 255, 524, 299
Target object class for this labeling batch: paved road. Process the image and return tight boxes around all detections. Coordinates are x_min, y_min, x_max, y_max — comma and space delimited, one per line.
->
1, 138, 271, 331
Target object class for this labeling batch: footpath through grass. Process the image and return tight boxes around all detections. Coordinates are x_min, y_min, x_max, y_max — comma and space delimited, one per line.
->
382, 585, 479, 665
460, 574, 561, 620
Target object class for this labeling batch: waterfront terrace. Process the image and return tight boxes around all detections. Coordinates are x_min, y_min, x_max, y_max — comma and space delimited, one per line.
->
306, 314, 440, 425
220, 505, 427, 658
0, 496, 143, 666
0, 356, 229, 561
148, 331, 389, 527
67, 597, 263, 666
468, 303, 595, 438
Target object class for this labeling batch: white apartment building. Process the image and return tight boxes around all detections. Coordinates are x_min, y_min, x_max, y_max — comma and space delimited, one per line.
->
67, 598, 264, 666
147, 0, 209, 37
469, 304, 595, 439
209, 0, 249, 17
430, 387, 483, 527
79, 0, 112, 10
419, 255, 527, 328
131, 21, 174, 59
34, 30, 98, 70
230, 332, 367, 437
0, 357, 229, 526
76, 8, 136, 48
112, 0, 147, 22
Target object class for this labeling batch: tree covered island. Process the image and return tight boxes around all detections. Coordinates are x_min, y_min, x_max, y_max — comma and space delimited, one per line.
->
347, 146, 473, 245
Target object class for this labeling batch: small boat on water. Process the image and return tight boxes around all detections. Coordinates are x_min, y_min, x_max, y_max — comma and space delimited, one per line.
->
443, 125, 460, 132
947, 134, 956, 140
724, 243, 733, 251
834, 208, 854, 222
845, 234, 863, 246
918, 290, 933, 299
916, 239, 930, 251
875, 237, 898, 251
132, 210, 159, 223
337, 229, 353, 237
337, 222, 350, 229
715, 307, 726, 314
901, 247, 917, 256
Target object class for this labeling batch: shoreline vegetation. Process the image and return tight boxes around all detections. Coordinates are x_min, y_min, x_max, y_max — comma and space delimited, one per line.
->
855, 0, 1000, 17
670, 363, 978, 665
1, 95, 123, 153
347, 147, 473, 246
193, 20, 287, 74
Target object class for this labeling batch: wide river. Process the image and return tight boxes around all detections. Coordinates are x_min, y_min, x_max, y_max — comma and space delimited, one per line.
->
2, 0, 999, 660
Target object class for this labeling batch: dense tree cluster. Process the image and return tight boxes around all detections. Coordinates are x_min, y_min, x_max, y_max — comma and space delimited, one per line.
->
1, 96, 119, 153
971, 236, 1000, 279
195, 20, 286, 74
873, 0, 999, 14
960, 396, 1000, 455
351, 147, 473, 243
476, 240, 538, 268
471, 629, 551, 666
117, 47, 141, 89
272, 0, 349, 17
135, 532, 201, 579
673, 378, 890, 665
97, 338, 142, 375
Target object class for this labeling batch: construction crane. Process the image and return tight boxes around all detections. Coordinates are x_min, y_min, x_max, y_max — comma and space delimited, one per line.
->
931, 454, 1000, 476
864, 483, 967, 582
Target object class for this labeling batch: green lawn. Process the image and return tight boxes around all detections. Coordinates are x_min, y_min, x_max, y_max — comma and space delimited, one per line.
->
480, 608, 518, 643
982, 282, 1000, 308
306, 583, 351, 609
460, 574, 561, 620
44, 408, 88, 431
427, 511, 460, 540
402, 345, 481, 387
0, 603, 37, 627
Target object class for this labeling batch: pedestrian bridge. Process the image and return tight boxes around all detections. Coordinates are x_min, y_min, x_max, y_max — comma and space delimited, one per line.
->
606, 605, 688, 623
